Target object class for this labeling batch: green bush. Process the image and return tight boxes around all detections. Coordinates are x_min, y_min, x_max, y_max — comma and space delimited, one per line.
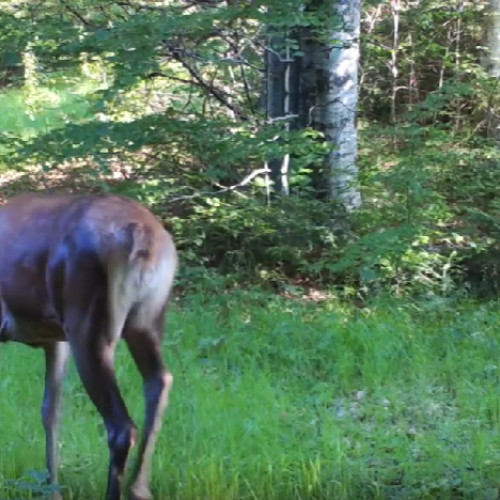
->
171, 196, 344, 284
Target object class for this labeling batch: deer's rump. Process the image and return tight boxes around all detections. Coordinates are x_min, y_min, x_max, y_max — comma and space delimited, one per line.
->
0, 192, 176, 347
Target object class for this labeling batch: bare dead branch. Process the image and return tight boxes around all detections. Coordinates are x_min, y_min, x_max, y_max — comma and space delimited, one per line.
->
171, 48, 250, 121
240, 65, 255, 113
58, 0, 92, 27
145, 72, 201, 87
170, 167, 270, 202
265, 114, 298, 124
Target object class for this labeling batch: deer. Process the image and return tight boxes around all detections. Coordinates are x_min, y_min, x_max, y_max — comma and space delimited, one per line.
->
0, 192, 178, 500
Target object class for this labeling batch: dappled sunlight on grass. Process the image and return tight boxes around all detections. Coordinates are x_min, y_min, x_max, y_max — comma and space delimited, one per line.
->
0, 83, 92, 139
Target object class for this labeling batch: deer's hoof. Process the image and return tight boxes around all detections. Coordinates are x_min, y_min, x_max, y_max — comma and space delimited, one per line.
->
130, 484, 153, 500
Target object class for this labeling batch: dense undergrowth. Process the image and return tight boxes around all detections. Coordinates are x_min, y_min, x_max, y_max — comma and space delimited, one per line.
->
2, 78, 500, 299
2, 0, 500, 300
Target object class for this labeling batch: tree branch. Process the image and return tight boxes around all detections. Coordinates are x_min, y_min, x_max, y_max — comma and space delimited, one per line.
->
170, 48, 250, 121
58, 0, 92, 27
170, 167, 270, 202
145, 71, 202, 87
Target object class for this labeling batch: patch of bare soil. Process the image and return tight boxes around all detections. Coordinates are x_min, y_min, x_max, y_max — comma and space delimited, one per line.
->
0, 159, 134, 204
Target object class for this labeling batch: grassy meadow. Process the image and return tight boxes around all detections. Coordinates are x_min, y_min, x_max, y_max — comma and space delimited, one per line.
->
1, 291, 500, 499
0, 80, 91, 140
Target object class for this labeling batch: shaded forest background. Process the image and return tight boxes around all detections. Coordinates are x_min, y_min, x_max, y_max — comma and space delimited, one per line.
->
1, 0, 499, 298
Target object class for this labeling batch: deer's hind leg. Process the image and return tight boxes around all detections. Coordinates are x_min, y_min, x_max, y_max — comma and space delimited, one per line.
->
61, 251, 137, 500
42, 341, 70, 500
124, 310, 173, 500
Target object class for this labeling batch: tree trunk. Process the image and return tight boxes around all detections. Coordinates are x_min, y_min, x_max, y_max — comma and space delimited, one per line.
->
263, 28, 299, 196
390, 0, 401, 126
298, 0, 362, 210
265, 36, 287, 195
484, 0, 500, 141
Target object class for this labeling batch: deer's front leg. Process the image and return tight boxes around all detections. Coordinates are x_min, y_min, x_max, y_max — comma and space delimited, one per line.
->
42, 341, 70, 499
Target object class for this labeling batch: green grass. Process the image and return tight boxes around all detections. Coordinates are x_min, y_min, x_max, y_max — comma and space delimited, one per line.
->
0, 79, 94, 172
1, 291, 500, 499
0, 73, 97, 158
0, 86, 91, 136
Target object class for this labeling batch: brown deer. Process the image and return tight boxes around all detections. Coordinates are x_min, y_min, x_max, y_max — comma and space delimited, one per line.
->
0, 192, 178, 500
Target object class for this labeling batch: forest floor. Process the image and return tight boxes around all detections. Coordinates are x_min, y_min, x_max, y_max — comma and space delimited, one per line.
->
1, 290, 500, 499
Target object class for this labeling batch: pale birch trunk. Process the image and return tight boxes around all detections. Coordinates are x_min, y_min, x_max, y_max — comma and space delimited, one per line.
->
454, 0, 463, 132
485, 0, 500, 77
390, 0, 400, 126
484, 0, 500, 141
299, 0, 361, 210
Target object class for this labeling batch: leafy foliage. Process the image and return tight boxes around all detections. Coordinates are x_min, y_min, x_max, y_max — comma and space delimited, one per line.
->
0, 0, 499, 296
